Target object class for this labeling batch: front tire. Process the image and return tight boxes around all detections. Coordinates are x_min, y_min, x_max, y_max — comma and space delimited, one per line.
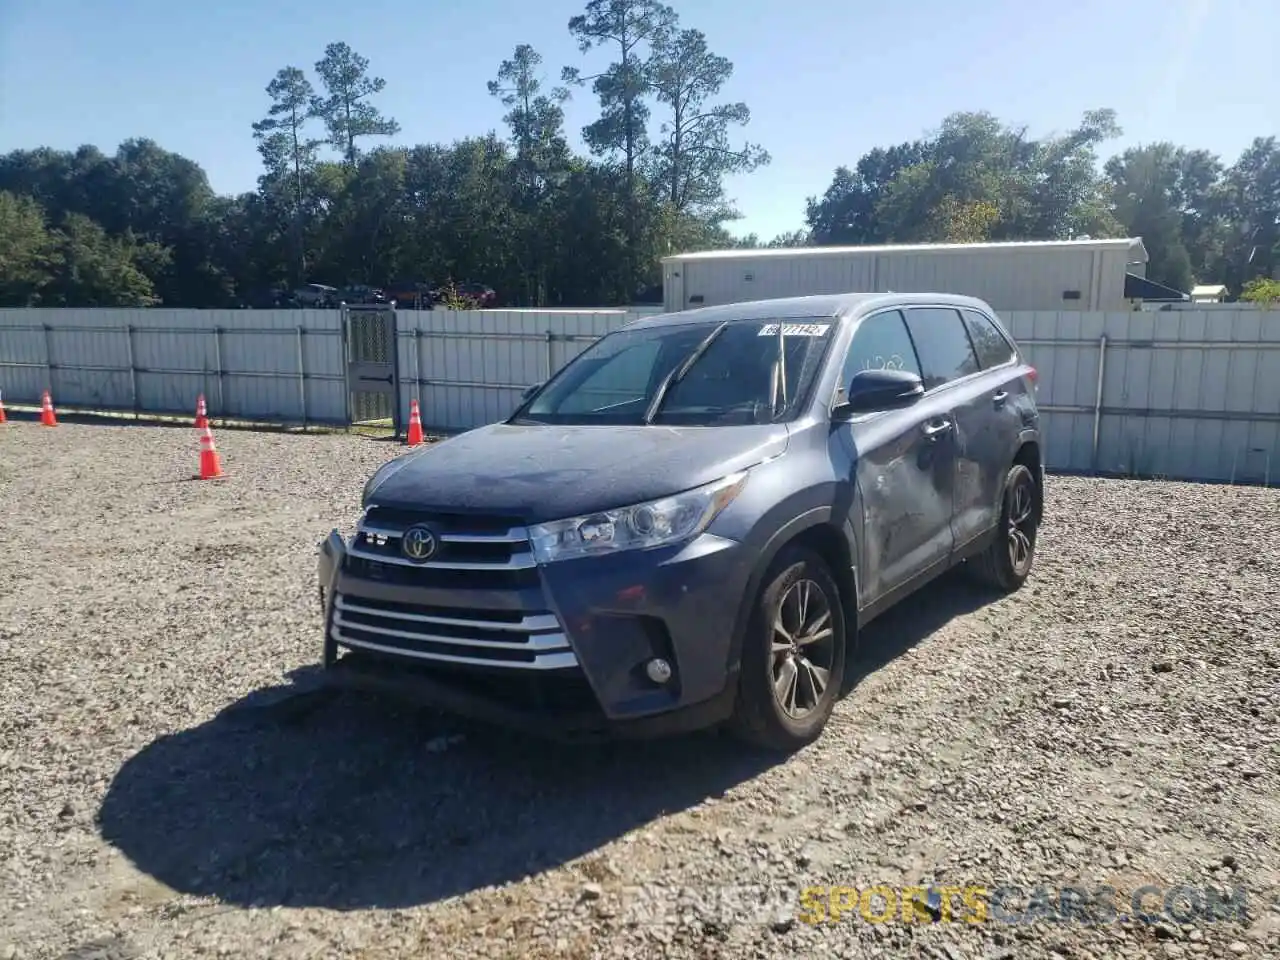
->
729, 546, 847, 752
967, 462, 1039, 592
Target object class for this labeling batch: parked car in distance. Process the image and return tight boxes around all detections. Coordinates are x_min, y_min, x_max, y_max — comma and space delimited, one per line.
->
317, 292, 1044, 750
240, 285, 294, 309
294, 283, 339, 307
384, 280, 436, 309
341, 285, 389, 305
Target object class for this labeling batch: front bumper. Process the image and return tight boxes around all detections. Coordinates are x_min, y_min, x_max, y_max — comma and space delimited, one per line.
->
316, 527, 752, 739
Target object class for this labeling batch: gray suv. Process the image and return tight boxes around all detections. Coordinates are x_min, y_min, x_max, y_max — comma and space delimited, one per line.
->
317, 293, 1043, 750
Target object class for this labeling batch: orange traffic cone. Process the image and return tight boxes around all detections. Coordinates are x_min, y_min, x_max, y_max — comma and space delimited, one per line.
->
198, 425, 223, 480
39, 390, 58, 427
406, 398, 424, 447
194, 394, 208, 429
0, 389, 7, 425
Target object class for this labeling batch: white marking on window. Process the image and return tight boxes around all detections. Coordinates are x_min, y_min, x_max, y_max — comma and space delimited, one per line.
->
861, 354, 906, 371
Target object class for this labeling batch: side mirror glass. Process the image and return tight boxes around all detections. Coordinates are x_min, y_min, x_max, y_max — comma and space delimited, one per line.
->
833, 368, 924, 418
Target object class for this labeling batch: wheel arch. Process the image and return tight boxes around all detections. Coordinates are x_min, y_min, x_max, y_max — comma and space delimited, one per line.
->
725, 509, 858, 676
1012, 435, 1044, 525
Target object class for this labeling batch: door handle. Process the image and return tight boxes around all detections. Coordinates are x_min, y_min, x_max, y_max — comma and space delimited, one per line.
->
992, 390, 1009, 407
922, 419, 952, 440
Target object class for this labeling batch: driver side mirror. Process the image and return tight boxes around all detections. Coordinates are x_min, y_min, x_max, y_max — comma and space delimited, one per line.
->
832, 368, 924, 418
521, 382, 542, 400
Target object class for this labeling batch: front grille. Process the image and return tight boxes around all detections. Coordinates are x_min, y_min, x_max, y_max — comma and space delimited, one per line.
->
348, 508, 534, 586
355, 514, 531, 567
345, 556, 542, 590
335, 507, 575, 670
330, 594, 576, 669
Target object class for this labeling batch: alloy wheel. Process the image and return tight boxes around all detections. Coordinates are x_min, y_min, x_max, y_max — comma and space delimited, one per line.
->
770, 578, 836, 720
1007, 473, 1037, 576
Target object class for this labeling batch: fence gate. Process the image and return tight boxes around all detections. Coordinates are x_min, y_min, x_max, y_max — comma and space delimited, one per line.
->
342, 303, 401, 434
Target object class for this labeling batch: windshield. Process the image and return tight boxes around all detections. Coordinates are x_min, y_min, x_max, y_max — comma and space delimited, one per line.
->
512, 317, 836, 426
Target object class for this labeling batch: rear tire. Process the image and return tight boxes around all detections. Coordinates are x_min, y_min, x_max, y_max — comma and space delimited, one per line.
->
729, 546, 847, 752
967, 462, 1039, 592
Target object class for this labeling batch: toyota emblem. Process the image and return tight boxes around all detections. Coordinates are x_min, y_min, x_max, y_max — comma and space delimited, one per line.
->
400, 524, 438, 562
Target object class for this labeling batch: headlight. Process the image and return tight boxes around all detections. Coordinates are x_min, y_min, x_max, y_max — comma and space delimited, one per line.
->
528, 472, 748, 564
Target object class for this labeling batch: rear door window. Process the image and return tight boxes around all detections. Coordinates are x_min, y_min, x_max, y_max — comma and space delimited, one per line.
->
960, 309, 1017, 370
902, 307, 981, 390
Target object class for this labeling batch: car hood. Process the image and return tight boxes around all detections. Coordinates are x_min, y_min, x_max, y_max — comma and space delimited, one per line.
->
364, 422, 789, 523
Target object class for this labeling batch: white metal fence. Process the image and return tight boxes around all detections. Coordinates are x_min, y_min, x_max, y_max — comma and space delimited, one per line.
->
0, 308, 348, 425
0, 307, 649, 429
1004, 309, 1279, 485
1, 306, 1277, 484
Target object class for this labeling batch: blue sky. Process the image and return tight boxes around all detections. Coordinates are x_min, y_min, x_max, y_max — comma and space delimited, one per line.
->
1, 0, 1274, 240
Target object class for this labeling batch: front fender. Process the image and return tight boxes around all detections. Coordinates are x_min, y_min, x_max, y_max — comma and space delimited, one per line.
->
723, 506, 855, 677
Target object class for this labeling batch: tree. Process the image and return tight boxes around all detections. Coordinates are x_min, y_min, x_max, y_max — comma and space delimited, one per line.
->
806, 109, 1123, 247
930, 196, 1001, 243
1239, 277, 1280, 304
804, 143, 929, 244
1104, 142, 1215, 292
563, 0, 678, 296
0, 191, 60, 306
488, 45, 571, 173
1014, 108, 1123, 240
646, 28, 768, 220
767, 229, 811, 248
549, 161, 634, 303
43, 214, 164, 307
729, 228, 812, 248
311, 42, 400, 164
310, 149, 411, 286
8, 96, 1280, 312
252, 67, 323, 282
488, 45, 573, 304
1218, 137, 1280, 293
1175, 148, 1230, 281
872, 112, 1021, 241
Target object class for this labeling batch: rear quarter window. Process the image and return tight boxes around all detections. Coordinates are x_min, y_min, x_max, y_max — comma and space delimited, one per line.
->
961, 309, 1018, 370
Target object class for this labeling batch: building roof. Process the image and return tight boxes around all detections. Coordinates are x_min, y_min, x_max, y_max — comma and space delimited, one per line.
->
1124, 272, 1188, 301
662, 237, 1148, 264
624, 291, 996, 329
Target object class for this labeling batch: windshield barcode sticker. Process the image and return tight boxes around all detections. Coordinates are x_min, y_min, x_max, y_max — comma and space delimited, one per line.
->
757, 323, 830, 337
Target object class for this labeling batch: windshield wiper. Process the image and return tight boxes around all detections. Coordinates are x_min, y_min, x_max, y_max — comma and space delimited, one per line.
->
771, 319, 788, 418
643, 320, 732, 424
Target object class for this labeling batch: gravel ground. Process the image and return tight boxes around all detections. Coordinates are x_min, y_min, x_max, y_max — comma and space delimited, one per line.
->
1, 419, 1277, 960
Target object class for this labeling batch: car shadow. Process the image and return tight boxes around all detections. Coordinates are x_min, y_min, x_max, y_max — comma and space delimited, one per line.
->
97, 569, 999, 913
97, 673, 777, 911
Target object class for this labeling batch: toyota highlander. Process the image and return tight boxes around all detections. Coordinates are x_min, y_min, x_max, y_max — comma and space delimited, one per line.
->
316, 292, 1044, 750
